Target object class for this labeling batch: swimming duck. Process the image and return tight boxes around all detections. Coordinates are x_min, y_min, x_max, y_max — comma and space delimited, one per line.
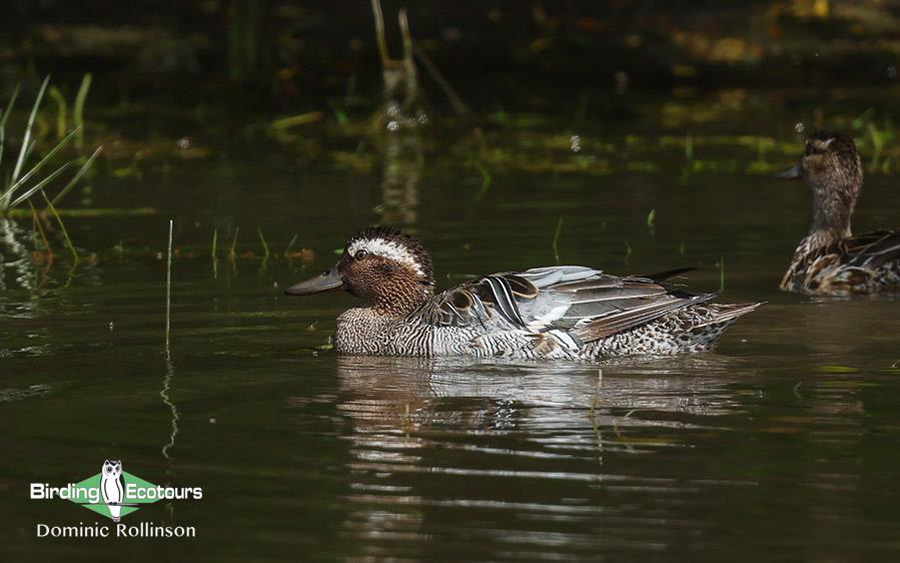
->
284, 227, 759, 359
779, 131, 900, 294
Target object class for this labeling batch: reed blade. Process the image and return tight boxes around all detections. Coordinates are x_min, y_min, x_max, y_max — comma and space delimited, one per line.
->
11, 76, 50, 185
9, 161, 73, 207
51, 145, 102, 206
1, 127, 79, 207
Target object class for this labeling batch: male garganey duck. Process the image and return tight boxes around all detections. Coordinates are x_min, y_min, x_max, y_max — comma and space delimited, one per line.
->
285, 227, 760, 359
778, 131, 900, 294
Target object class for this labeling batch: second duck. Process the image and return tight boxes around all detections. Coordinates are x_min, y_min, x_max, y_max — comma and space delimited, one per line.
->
779, 131, 900, 294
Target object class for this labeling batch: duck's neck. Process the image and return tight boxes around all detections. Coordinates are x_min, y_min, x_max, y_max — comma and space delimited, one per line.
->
334, 288, 430, 355
368, 281, 433, 318
807, 187, 855, 248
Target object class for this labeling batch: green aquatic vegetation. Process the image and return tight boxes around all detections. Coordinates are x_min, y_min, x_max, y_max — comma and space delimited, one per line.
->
646, 208, 656, 236
866, 122, 891, 173
852, 107, 875, 130
718, 257, 725, 291
270, 112, 323, 130
257, 227, 270, 271
488, 106, 509, 125
0, 85, 19, 168
487, 111, 549, 129
267, 112, 323, 143
47, 86, 67, 140
51, 146, 102, 207
552, 217, 563, 264
328, 100, 349, 125
3, 206, 156, 218
41, 191, 78, 264
473, 159, 491, 200
0, 77, 101, 216
257, 228, 270, 259
73, 74, 91, 150
165, 219, 173, 352
11, 78, 49, 184
29, 201, 52, 259
285, 234, 299, 255
211, 228, 219, 279
815, 365, 859, 374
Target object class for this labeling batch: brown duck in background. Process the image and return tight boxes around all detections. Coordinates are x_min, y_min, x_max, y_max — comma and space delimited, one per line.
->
778, 131, 900, 295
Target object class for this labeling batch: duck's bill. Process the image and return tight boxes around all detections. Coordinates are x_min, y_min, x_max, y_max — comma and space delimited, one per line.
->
775, 163, 803, 179
284, 266, 343, 296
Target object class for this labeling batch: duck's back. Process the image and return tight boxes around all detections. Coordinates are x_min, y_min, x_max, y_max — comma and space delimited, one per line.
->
782, 229, 900, 295
384, 266, 759, 359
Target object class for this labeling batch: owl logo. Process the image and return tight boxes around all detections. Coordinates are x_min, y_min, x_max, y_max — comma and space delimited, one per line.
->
100, 460, 125, 521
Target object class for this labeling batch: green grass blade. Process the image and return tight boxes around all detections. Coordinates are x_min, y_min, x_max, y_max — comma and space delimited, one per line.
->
74, 73, 92, 150
51, 145, 102, 206
0, 84, 22, 173
12, 76, 50, 184
41, 190, 79, 264
552, 216, 564, 264
0, 83, 20, 131
48, 86, 68, 140
257, 227, 270, 259
9, 161, 73, 207
719, 257, 725, 291
0, 126, 78, 206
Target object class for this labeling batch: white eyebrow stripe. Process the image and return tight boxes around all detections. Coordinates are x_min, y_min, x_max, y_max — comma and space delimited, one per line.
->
347, 238, 424, 276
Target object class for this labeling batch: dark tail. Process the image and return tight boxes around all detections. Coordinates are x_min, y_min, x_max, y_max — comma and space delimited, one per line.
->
639, 267, 696, 283
699, 302, 763, 326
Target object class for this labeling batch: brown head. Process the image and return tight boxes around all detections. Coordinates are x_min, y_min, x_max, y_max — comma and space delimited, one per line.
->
779, 131, 862, 241
284, 226, 435, 316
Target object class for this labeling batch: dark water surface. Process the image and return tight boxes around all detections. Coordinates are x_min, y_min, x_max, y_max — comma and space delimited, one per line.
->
2, 92, 900, 562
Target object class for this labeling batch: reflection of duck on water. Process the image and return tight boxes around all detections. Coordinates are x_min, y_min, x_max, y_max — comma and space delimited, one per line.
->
332, 353, 756, 558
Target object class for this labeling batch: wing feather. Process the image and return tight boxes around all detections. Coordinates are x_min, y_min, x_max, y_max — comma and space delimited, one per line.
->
844, 229, 900, 268
422, 265, 712, 342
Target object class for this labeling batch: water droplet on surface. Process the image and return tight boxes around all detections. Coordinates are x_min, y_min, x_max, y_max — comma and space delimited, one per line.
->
795, 122, 806, 134
177, 137, 191, 150
887, 65, 898, 79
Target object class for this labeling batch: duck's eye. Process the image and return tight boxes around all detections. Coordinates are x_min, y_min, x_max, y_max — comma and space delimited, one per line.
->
355, 249, 369, 259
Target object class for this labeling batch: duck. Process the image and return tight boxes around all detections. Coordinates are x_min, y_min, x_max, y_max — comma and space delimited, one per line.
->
284, 226, 760, 359
778, 131, 900, 294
